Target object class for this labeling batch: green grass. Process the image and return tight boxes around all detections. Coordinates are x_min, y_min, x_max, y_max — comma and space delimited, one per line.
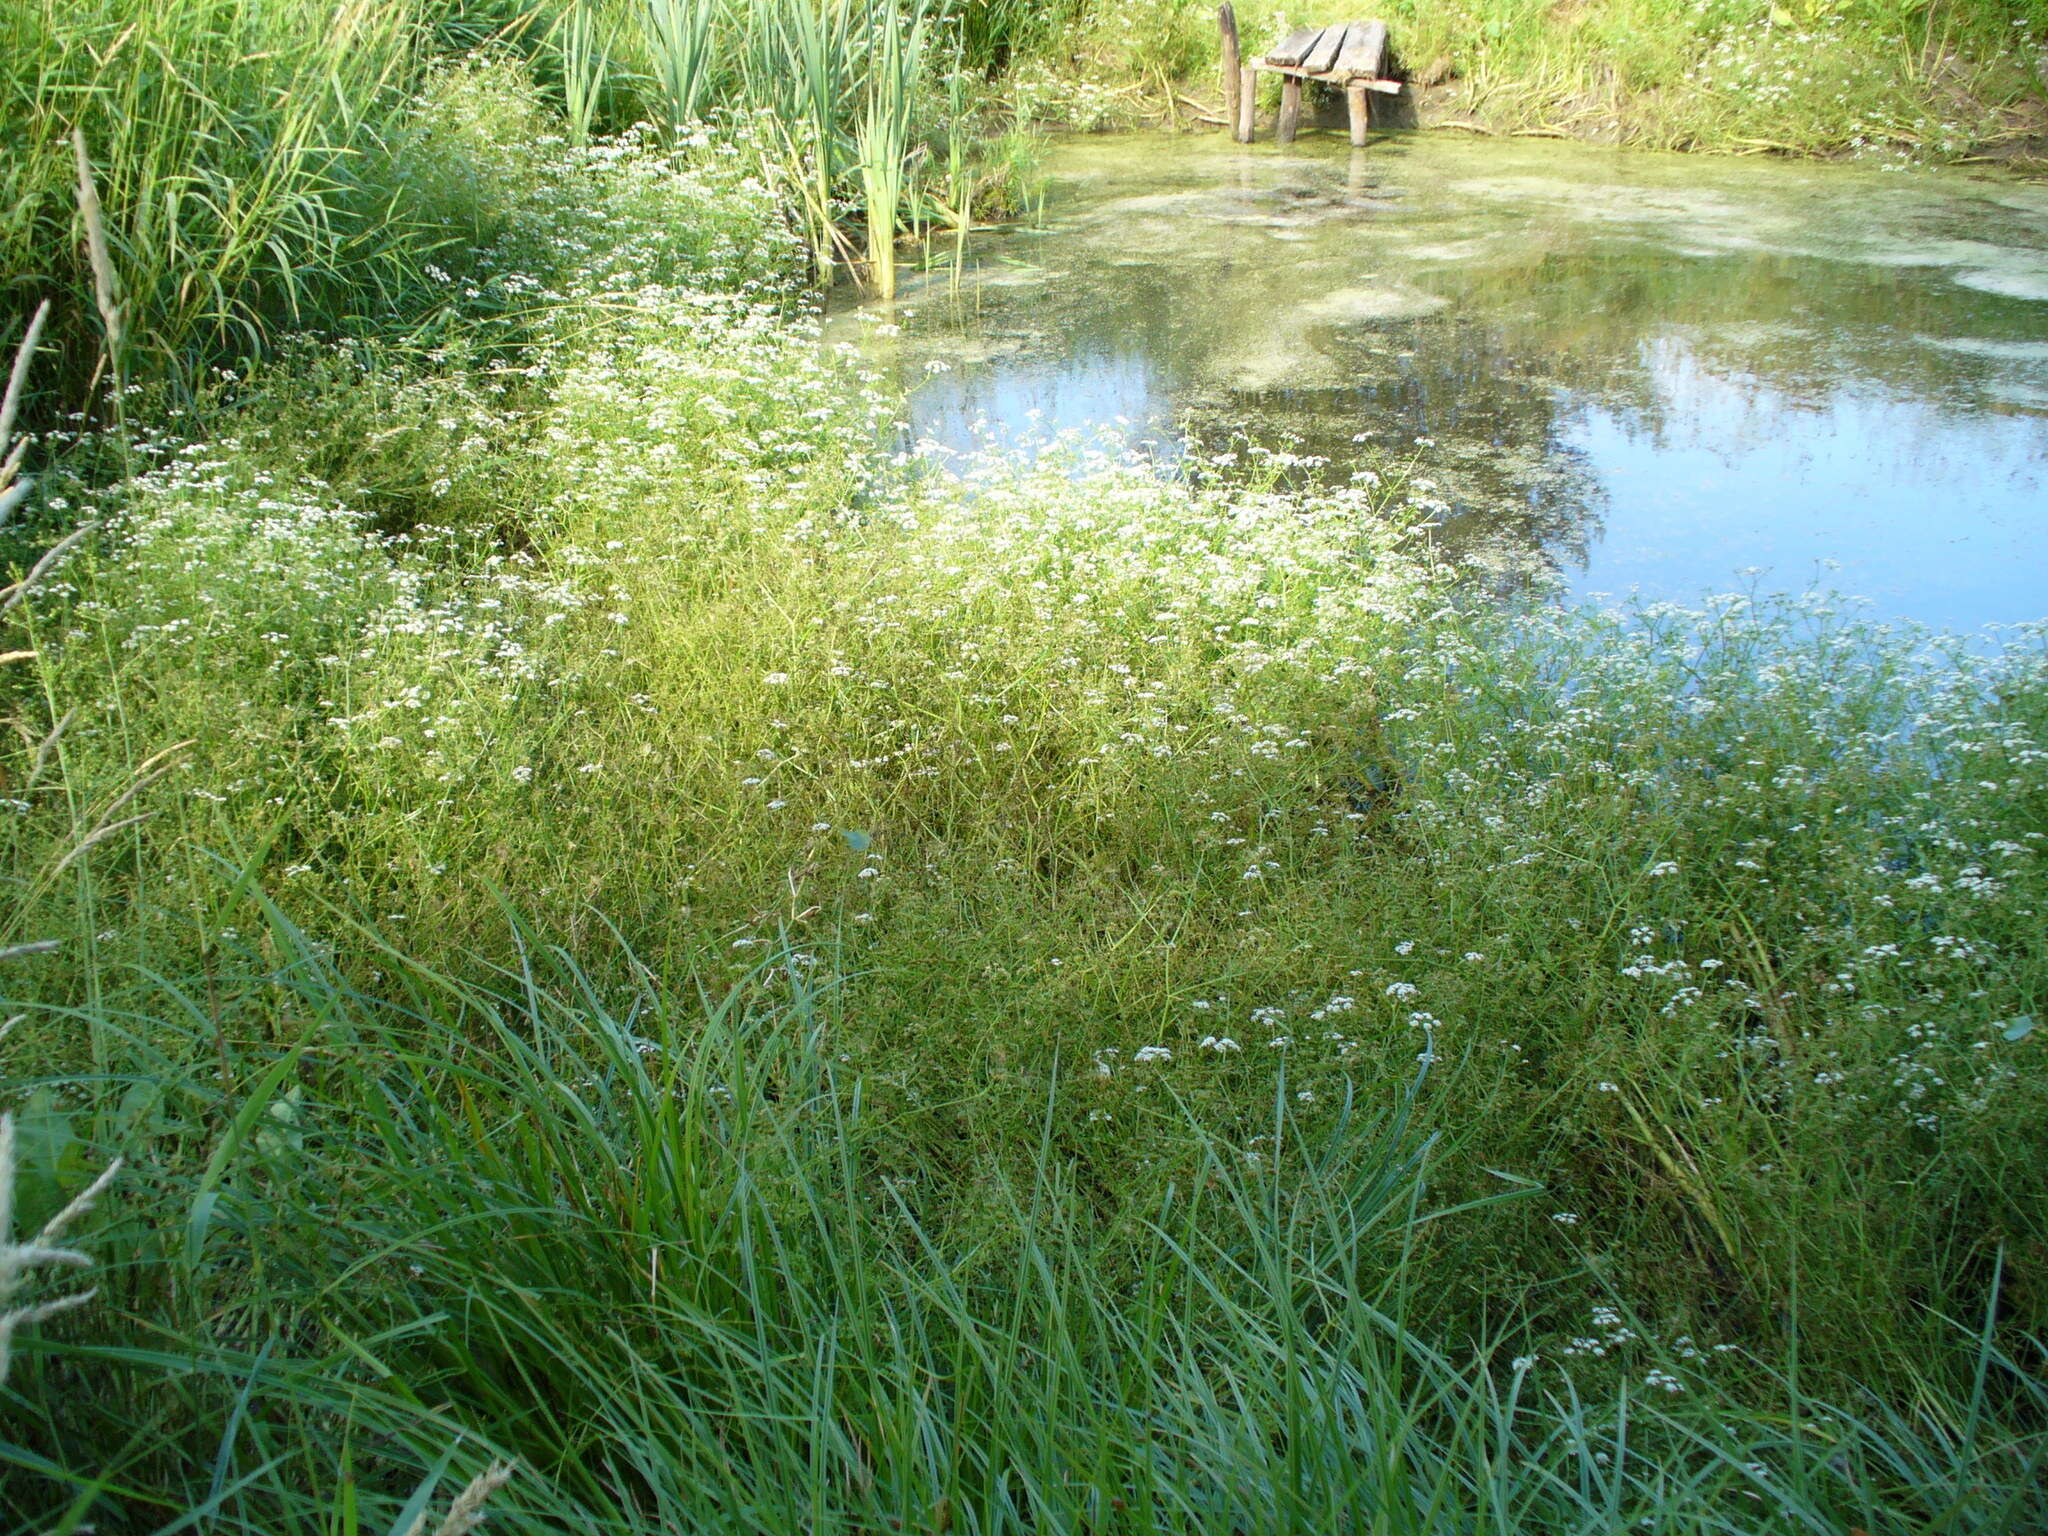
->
5, 914, 2043, 1530
1, 23, 2046, 1536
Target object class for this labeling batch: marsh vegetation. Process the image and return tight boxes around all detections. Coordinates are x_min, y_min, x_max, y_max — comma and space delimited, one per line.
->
1, 3, 2045, 1531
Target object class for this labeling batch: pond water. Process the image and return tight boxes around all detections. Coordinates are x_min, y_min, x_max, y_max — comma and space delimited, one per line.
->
827, 132, 2048, 634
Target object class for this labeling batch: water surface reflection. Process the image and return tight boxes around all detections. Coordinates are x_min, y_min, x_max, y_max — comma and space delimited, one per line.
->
830, 133, 2048, 631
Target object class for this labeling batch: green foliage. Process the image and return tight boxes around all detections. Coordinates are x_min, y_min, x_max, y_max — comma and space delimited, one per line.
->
554, 3, 613, 145
2, 112, 2046, 1526
857, 4, 930, 297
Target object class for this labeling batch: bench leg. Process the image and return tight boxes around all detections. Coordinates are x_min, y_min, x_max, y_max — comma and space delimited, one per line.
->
1220, 4, 1241, 135
1235, 65, 1257, 142
1276, 76, 1302, 144
1347, 80, 1370, 148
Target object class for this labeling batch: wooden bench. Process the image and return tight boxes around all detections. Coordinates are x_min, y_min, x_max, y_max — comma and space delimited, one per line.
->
1218, 6, 1401, 147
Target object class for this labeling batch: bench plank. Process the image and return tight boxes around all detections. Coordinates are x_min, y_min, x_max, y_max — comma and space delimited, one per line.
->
1332, 19, 1388, 78
1301, 22, 1351, 75
1266, 25, 1323, 66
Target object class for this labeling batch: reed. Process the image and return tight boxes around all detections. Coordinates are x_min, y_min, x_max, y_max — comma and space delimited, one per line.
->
778, 0, 855, 282
556, 3, 611, 146
642, 0, 720, 130
929, 40, 976, 280
854, 3, 926, 299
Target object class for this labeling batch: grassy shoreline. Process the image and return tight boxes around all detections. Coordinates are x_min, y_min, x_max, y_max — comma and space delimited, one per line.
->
3, 9, 2047, 1531
1045, 1, 2048, 164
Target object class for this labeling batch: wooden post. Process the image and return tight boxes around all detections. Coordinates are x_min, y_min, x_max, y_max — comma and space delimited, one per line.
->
1235, 64, 1257, 142
1219, 4, 1240, 137
1346, 79, 1370, 147
1275, 75, 1302, 144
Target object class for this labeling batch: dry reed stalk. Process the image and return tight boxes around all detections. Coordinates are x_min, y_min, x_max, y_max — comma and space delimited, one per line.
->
0, 1112, 122, 1385
46, 812, 157, 879
0, 523, 97, 615
83, 738, 195, 828
0, 302, 50, 460
71, 130, 126, 372
402, 1461, 518, 1536
0, 301, 51, 528
29, 706, 79, 785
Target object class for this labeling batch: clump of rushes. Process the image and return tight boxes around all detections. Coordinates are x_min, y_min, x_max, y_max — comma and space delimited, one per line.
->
764, 0, 852, 282
3, 1, 1038, 406
0, 0, 429, 403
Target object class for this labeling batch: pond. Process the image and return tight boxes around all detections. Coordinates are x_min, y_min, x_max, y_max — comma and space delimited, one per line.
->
828, 132, 2048, 634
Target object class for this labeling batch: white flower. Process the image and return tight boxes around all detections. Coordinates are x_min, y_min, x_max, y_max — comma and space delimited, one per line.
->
763, 672, 790, 685
1198, 1035, 1241, 1053
1133, 1045, 1173, 1064
1385, 981, 1419, 1000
